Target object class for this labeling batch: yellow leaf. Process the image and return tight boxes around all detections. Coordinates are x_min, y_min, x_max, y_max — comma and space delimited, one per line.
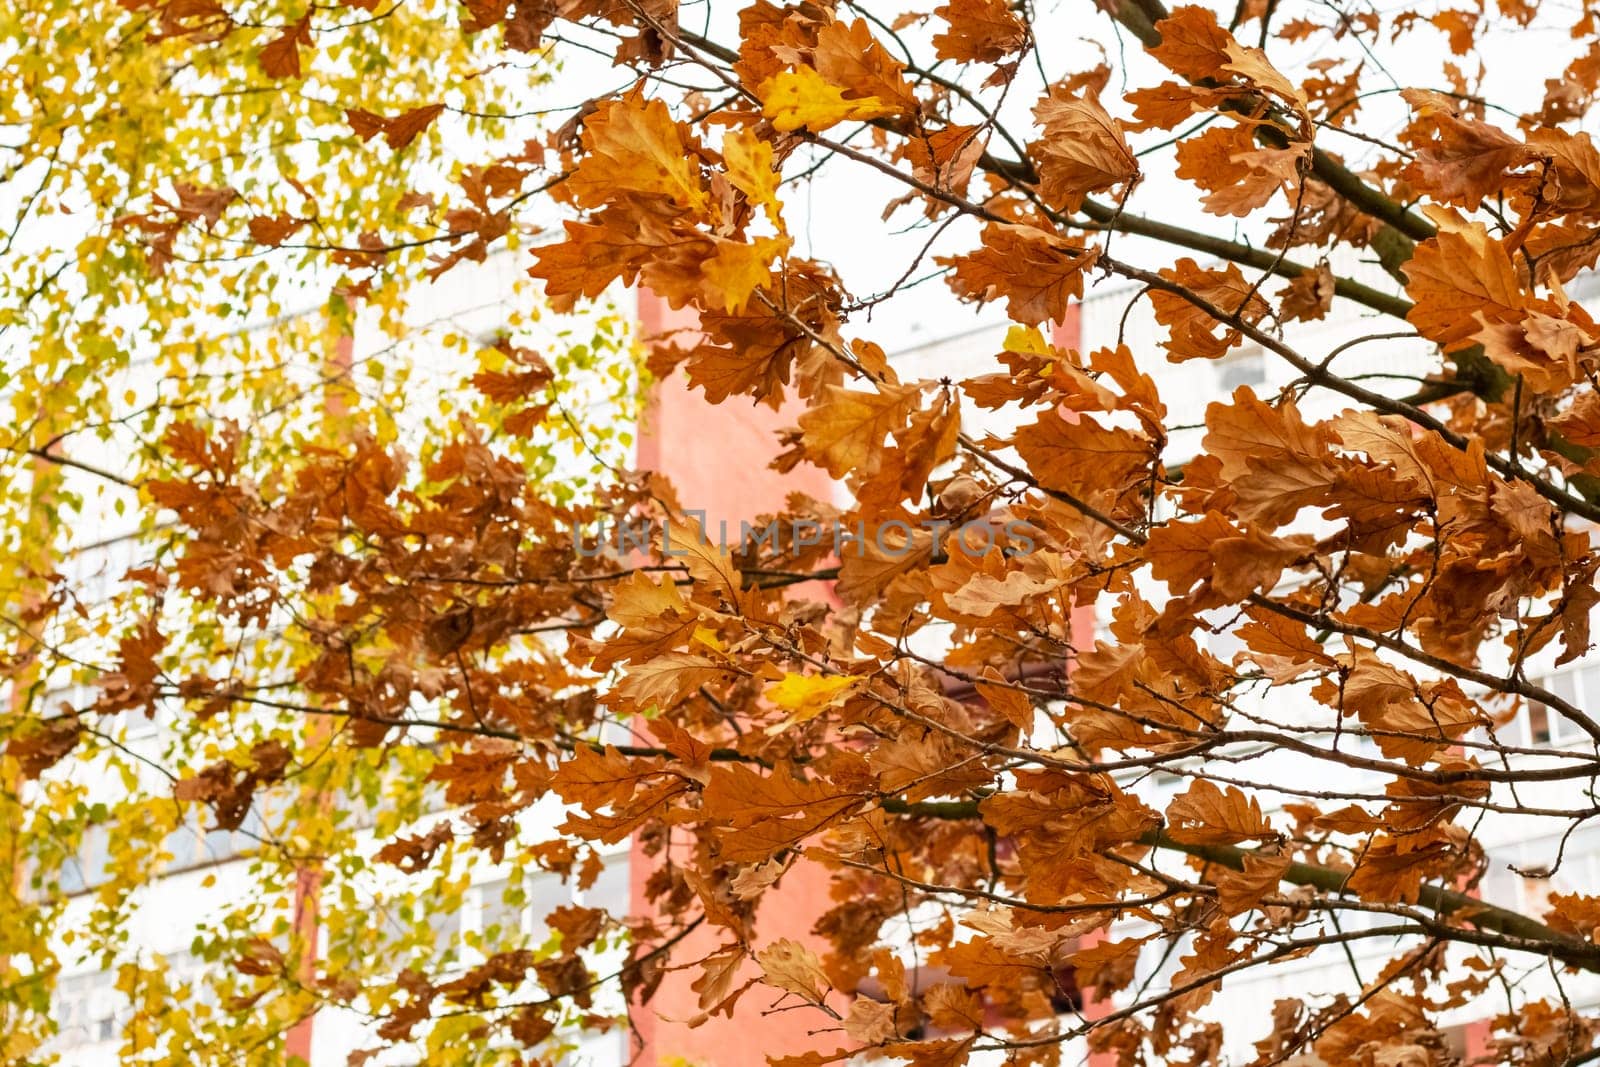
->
766, 672, 860, 727
759, 66, 898, 133
691, 625, 726, 653
1003, 325, 1050, 355
722, 128, 784, 220
700, 234, 790, 312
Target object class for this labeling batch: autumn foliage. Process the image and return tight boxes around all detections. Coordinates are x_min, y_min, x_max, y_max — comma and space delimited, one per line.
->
9, 0, 1600, 1064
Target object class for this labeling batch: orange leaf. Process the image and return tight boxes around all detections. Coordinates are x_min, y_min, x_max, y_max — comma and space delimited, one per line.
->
564, 94, 707, 211
1400, 89, 1535, 210
1214, 853, 1292, 915
1166, 780, 1275, 845
795, 382, 920, 479
940, 224, 1099, 325
1403, 207, 1525, 352
246, 212, 305, 246
1030, 91, 1139, 212
1174, 123, 1305, 217
756, 939, 831, 1003
812, 19, 916, 110
345, 107, 387, 142
5, 717, 83, 779
931, 0, 1027, 63
1013, 408, 1152, 510
1202, 386, 1338, 525
382, 103, 446, 150
551, 744, 657, 810
344, 104, 446, 150
1149, 6, 1233, 81
259, 14, 311, 79
974, 671, 1035, 732
1148, 258, 1271, 361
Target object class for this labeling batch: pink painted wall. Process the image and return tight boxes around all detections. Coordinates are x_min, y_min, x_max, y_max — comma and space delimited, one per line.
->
628, 290, 838, 1067
627, 298, 1096, 1065
633, 302, 833, 519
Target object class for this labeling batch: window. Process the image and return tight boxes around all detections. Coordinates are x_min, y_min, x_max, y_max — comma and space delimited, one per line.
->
581, 856, 629, 917
1484, 825, 1600, 916
1528, 702, 1552, 744
162, 950, 218, 1007
1217, 347, 1266, 392
428, 906, 462, 956
158, 806, 257, 875
1150, 769, 1185, 790
1523, 664, 1590, 747
471, 871, 568, 949
60, 824, 112, 895
478, 877, 526, 939
52, 970, 119, 1048
527, 871, 575, 941
557, 1030, 629, 1066
476, 856, 628, 950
